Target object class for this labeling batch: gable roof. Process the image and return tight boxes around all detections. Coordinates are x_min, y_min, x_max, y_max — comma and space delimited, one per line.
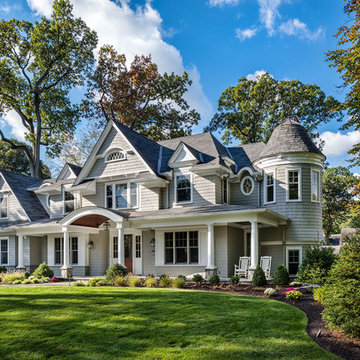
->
228, 142, 266, 169
67, 163, 82, 176
0, 170, 49, 221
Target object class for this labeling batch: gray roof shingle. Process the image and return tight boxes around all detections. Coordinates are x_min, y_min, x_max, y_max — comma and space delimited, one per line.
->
67, 163, 82, 176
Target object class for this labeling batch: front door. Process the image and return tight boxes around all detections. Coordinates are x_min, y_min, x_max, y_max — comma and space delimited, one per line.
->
124, 235, 133, 272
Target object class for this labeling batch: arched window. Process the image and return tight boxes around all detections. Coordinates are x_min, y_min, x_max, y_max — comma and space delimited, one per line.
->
105, 150, 126, 163
240, 176, 254, 196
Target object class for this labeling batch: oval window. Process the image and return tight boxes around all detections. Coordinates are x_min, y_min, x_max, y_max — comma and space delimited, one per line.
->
241, 176, 254, 196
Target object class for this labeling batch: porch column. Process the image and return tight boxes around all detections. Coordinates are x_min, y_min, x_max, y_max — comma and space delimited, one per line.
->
16, 234, 25, 270
205, 223, 217, 279
61, 226, 72, 278
117, 222, 125, 267
250, 221, 259, 269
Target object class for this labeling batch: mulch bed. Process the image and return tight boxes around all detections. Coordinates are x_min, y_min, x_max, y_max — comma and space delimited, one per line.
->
185, 283, 360, 360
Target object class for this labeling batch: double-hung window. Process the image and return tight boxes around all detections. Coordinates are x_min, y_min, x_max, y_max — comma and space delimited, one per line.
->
287, 247, 302, 275
106, 182, 138, 209
175, 175, 191, 203
0, 194, 8, 219
0, 239, 8, 265
71, 237, 78, 265
54, 237, 63, 265
287, 169, 301, 201
63, 190, 75, 213
264, 172, 275, 204
113, 236, 118, 259
164, 231, 199, 264
311, 170, 320, 202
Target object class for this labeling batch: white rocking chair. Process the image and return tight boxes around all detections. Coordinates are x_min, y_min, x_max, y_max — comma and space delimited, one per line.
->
234, 256, 250, 278
260, 256, 272, 279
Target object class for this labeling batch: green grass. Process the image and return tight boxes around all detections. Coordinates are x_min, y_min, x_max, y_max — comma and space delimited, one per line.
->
0, 287, 337, 360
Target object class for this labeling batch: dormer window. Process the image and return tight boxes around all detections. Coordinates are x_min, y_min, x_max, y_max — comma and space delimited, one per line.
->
175, 174, 192, 203
105, 182, 138, 209
63, 190, 75, 214
105, 150, 126, 163
0, 194, 8, 219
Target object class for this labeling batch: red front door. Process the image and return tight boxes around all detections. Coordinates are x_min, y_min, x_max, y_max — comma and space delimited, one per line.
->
124, 235, 133, 273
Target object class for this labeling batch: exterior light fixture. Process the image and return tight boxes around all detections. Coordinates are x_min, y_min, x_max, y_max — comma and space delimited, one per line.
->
103, 221, 111, 231
150, 238, 155, 247
88, 241, 94, 249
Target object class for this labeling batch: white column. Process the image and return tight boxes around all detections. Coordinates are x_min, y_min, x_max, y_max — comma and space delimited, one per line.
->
62, 227, 71, 269
16, 235, 25, 269
206, 223, 215, 269
250, 221, 259, 268
117, 222, 125, 267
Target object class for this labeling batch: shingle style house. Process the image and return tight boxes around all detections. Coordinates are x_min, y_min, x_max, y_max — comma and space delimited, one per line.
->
0, 117, 325, 279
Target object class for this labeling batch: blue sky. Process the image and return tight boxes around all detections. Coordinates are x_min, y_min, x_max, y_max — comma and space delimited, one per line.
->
1, 0, 359, 174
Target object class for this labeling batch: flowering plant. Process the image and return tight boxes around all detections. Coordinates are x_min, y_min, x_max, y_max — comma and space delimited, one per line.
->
50, 276, 60, 282
283, 287, 296, 294
285, 290, 302, 302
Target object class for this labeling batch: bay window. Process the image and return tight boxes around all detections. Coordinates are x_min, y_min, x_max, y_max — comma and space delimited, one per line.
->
311, 170, 320, 202
164, 231, 199, 264
287, 169, 301, 201
106, 182, 138, 209
175, 175, 191, 203
0, 194, 8, 219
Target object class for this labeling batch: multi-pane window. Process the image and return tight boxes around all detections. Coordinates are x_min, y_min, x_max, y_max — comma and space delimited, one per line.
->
135, 236, 141, 258
241, 176, 254, 196
222, 179, 228, 204
265, 172, 275, 203
164, 231, 199, 264
0, 194, 8, 219
288, 170, 300, 201
71, 237, 78, 265
0, 239, 8, 264
106, 183, 138, 209
64, 191, 75, 213
288, 249, 300, 275
55, 237, 63, 264
105, 150, 126, 162
113, 236, 118, 258
311, 170, 320, 202
176, 175, 191, 203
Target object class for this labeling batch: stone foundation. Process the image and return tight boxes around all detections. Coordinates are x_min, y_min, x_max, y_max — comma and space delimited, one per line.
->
205, 267, 217, 280
61, 266, 73, 278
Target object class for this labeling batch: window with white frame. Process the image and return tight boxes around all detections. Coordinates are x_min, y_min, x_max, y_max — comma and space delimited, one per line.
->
287, 247, 302, 275
164, 231, 199, 264
241, 176, 254, 196
71, 237, 78, 265
54, 237, 63, 265
106, 182, 138, 209
105, 150, 126, 162
0, 238, 8, 264
0, 194, 8, 219
113, 236, 118, 258
287, 170, 301, 201
265, 172, 275, 204
222, 178, 228, 204
63, 190, 75, 213
311, 170, 320, 202
175, 175, 192, 203
135, 235, 141, 258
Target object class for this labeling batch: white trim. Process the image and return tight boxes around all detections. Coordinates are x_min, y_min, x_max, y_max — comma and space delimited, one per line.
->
0, 236, 9, 265
168, 142, 199, 168
254, 153, 325, 169
174, 173, 193, 205
286, 245, 303, 275
57, 163, 77, 181
311, 168, 320, 203
236, 166, 257, 178
240, 176, 255, 196
221, 177, 229, 204
104, 149, 127, 163
264, 170, 276, 205
62, 185, 75, 215
286, 168, 302, 202
0, 193, 9, 220
104, 181, 139, 210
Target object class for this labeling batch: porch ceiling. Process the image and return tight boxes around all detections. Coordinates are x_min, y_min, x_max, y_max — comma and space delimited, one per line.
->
71, 214, 109, 228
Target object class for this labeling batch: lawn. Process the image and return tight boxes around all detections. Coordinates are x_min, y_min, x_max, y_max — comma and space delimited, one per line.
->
0, 287, 337, 360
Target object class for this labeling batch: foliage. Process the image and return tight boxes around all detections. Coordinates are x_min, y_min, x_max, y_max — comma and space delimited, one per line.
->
159, 275, 172, 288
209, 274, 220, 285
326, 1, 360, 166
72, 281, 85, 287
0, 266, 7, 273
285, 290, 302, 302
105, 264, 128, 280
273, 264, 290, 286
84, 45, 199, 141
264, 288, 277, 297
32, 263, 54, 279
192, 274, 204, 283
128, 275, 142, 287
313, 286, 328, 305
206, 72, 342, 145
322, 236, 360, 337
172, 277, 186, 288
296, 265, 328, 285
0, 0, 97, 177
12, 279, 22, 285
177, 275, 187, 281
21, 279, 32, 285
322, 167, 358, 241
86, 278, 106, 287
252, 265, 266, 286
1, 270, 26, 284
229, 275, 239, 285
114, 275, 128, 287
145, 275, 157, 288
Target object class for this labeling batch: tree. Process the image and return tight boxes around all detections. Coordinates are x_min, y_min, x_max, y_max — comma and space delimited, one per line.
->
322, 167, 358, 242
206, 72, 343, 145
83, 45, 200, 141
326, 0, 360, 166
0, 140, 50, 178
0, 0, 97, 178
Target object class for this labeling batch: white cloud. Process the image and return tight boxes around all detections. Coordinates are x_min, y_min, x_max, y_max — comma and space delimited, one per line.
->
258, 0, 282, 36
246, 69, 268, 81
236, 27, 258, 41
279, 18, 324, 40
320, 131, 360, 157
208, 0, 241, 7
0, 110, 27, 141
26, 0, 212, 126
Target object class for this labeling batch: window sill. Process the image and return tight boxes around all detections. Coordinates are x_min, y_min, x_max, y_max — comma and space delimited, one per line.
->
158, 264, 203, 267
286, 199, 302, 203
264, 201, 276, 205
174, 201, 193, 205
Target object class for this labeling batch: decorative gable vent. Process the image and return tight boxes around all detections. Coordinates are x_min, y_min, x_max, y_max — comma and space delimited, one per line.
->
105, 150, 126, 163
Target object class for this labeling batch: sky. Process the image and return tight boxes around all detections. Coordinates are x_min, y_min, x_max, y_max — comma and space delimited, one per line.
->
0, 0, 359, 174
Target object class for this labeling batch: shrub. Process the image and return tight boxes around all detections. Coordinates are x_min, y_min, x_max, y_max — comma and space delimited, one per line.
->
41, 277, 50, 283
72, 281, 85, 287
209, 274, 220, 285
145, 275, 157, 288
296, 265, 328, 285
105, 264, 128, 280
285, 290, 302, 302
264, 288, 277, 297
177, 275, 187, 281
128, 275, 141, 287
0, 266, 7, 273
172, 277, 186, 288
159, 275, 172, 287
273, 264, 290, 286
322, 236, 360, 337
313, 286, 327, 305
12, 279, 22, 285
32, 278, 40, 284
229, 275, 239, 285
21, 279, 32, 285
252, 265, 266, 286
32, 263, 54, 279
192, 274, 204, 283
86, 278, 104, 287
114, 275, 128, 287
1, 270, 26, 284
50, 276, 60, 282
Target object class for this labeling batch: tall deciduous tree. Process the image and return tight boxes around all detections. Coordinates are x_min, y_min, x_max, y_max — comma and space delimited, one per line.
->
326, 0, 360, 166
206, 72, 342, 144
322, 166, 358, 242
0, 0, 97, 178
83, 45, 200, 141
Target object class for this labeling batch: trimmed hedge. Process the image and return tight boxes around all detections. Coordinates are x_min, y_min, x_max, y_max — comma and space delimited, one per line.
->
252, 265, 266, 286
273, 264, 290, 286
